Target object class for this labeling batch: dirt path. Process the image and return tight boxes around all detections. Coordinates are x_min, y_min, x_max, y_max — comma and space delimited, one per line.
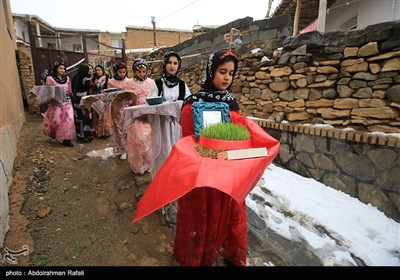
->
3, 113, 177, 266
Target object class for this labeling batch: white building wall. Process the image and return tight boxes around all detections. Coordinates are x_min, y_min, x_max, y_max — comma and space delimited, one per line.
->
358, 0, 400, 29
325, 0, 400, 32
325, 0, 359, 31
395, 0, 400, 19
14, 18, 30, 42
13, 17, 99, 51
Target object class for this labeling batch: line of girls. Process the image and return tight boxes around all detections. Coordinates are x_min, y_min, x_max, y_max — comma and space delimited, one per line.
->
107, 51, 190, 168
42, 61, 111, 147
42, 51, 190, 158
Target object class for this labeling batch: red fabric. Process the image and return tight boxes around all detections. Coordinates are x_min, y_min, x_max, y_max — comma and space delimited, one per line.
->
180, 104, 197, 138
132, 105, 280, 266
199, 136, 252, 150
174, 187, 247, 266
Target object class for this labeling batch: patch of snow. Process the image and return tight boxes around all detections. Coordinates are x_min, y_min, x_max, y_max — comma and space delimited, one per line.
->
86, 147, 115, 160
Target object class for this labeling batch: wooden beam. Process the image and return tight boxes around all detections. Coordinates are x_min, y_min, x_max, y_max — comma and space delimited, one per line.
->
293, 0, 302, 36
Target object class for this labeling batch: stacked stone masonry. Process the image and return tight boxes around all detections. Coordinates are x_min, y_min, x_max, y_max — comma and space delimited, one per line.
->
237, 41, 400, 134
256, 120, 400, 222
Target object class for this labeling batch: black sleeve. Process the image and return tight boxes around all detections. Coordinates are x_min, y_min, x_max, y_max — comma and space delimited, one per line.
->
155, 79, 163, 96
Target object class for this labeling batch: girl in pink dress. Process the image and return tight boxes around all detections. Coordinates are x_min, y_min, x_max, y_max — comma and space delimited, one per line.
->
127, 58, 158, 174
107, 62, 135, 159
43, 61, 75, 147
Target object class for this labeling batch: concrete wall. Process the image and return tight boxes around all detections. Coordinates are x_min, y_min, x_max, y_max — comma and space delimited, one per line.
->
325, 0, 358, 31
98, 32, 125, 56
0, 0, 25, 248
358, 0, 400, 29
325, 0, 400, 32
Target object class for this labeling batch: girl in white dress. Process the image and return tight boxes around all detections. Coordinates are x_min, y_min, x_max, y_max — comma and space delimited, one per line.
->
154, 51, 191, 101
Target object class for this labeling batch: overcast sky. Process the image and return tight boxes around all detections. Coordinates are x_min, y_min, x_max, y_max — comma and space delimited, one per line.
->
10, 0, 270, 32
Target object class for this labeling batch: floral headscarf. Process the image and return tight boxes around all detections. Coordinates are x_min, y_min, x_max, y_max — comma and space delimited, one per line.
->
183, 50, 239, 111
132, 58, 148, 81
51, 60, 68, 84
202, 50, 238, 92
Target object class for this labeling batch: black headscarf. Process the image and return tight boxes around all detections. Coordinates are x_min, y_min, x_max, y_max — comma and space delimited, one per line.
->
161, 51, 181, 88
183, 50, 239, 111
51, 60, 68, 84
72, 63, 91, 93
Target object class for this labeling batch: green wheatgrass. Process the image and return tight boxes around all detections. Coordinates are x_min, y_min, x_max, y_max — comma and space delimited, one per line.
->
195, 122, 251, 158
200, 122, 251, 141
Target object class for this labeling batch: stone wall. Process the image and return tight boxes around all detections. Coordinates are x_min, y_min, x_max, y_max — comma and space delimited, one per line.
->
238, 21, 400, 133
147, 19, 400, 134
257, 120, 400, 221
168, 15, 292, 67
17, 42, 36, 114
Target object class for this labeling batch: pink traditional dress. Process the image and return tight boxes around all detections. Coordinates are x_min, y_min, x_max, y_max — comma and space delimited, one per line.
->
42, 76, 75, 143
126, 76, 158, 174
107, 77, 135, 156
91, 65, 111, 138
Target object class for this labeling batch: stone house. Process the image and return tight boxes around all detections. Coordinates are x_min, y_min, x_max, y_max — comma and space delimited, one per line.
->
125, 26, 193, 49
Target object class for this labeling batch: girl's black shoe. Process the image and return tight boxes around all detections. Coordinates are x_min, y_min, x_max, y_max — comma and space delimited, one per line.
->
62, 140, 74, 147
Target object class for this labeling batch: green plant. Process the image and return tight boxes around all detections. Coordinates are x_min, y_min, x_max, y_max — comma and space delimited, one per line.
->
35, 255, 48, 266
196, 123, 251, 159
200, 122, 250, 140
